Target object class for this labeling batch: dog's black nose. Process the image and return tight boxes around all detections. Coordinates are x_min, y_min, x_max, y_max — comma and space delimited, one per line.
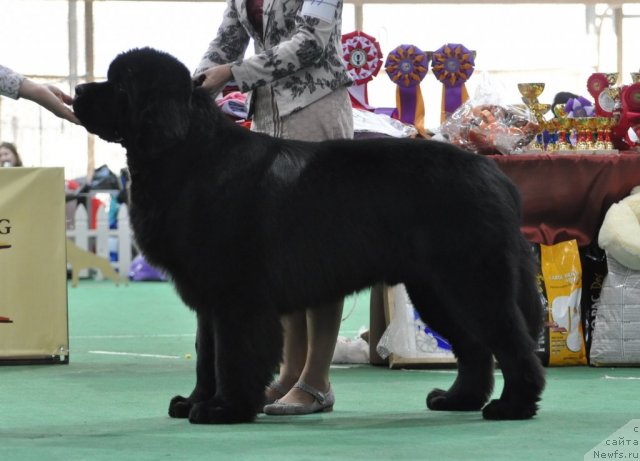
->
74, 84, 86, 97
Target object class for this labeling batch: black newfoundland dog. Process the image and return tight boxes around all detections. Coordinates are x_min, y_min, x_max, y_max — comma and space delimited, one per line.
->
73, 47, 545, 424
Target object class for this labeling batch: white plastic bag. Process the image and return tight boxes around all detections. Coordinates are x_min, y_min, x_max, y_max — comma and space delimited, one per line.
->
376, 284, 455, 361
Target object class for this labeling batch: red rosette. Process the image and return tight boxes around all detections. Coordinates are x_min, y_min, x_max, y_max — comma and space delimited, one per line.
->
623, 83, 640, 113
587, 73, 609, 98
341, 31, 383, 86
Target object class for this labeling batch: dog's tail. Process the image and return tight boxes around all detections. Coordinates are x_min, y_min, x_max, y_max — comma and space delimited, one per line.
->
517, 236, 544, 342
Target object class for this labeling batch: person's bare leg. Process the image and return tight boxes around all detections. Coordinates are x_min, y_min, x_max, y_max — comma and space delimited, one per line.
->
276, 300, 343, 405
264, 311, 308, 403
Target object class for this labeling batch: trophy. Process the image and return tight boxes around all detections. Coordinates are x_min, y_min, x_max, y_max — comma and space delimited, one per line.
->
518, 83, 545, 106
531, 103, 551, 150
575, 118, 592, 151
594, 117, 608, 150
545, 118, 559, 151
599, 86, 622, 114
517, 84, 548, 151
553, 103, 567, 118
555, 117, 573, 151
587, 117, 599, 150
605, 73, 619, 86
592, 117, 616, 151
532, 103, 551, 119
605, 117, 616, 150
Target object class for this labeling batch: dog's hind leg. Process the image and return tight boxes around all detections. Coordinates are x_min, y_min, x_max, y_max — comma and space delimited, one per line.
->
480, 318, 545, 420
481, 249, 546, 420
435, 259, 545, 420
188, 307, 283, 424
405, 284, 494, 412
169, 311, 217, 418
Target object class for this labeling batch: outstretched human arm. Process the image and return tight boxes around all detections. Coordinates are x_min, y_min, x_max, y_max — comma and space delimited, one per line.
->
0, 64, 79, 124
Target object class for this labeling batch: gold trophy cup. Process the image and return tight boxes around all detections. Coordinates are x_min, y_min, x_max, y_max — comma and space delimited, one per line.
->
518, 83, 545, 106
517, 84, 547, 151
605, 73, 619, 86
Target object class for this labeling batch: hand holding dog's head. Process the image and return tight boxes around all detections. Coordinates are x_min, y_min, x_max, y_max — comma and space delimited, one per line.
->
73, 47, 193, 156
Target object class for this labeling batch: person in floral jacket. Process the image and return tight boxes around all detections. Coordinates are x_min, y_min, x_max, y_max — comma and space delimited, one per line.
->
196, 0, 354, 415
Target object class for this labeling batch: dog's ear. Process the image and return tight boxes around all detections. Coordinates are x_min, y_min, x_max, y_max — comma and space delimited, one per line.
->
132, 78, 193, 155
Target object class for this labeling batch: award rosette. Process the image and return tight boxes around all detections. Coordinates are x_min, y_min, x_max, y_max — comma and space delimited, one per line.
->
564, 96, 595, 118
621, 83, 640, 147
384, 44, 429, 135
342, 31, 383, 110
587, 73, 611, 115
623, 83, 640, 113
431, 43, 475, 123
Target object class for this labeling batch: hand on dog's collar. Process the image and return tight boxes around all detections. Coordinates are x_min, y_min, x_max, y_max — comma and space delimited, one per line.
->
192, 75, 206, 88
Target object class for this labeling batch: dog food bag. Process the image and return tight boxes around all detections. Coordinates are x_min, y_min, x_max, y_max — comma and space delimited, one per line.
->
580, 243, 608, 364
590, 255, 640, 366
530, 244, 551, 365
539, 240, 588, 366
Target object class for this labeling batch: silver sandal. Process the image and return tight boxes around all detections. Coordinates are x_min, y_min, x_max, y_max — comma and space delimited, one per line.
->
263, 379, 290, 407
263, 380, 335, 415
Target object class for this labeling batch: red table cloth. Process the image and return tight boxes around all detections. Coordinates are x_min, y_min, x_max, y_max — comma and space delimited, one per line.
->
492, 153, 640, 246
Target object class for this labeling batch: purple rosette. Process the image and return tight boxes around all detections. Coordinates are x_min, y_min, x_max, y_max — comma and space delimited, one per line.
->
431, 43, 475, 120
384, 44, 428, 132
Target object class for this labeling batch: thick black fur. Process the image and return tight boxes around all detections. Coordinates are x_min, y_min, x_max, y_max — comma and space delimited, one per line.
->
73, 47, 545, 424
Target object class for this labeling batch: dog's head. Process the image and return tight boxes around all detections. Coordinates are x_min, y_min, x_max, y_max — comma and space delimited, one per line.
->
73, 47, 193, 155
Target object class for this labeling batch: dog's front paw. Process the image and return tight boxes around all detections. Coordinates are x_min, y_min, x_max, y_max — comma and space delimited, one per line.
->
482, 399, 538, 420
188, 400, 257, 424
426, 388, 486, 411
168, 395, 194, 419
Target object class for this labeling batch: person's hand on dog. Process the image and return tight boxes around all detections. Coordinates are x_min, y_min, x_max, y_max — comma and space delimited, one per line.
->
19, 79, 80, 124
196, 64, 233, 96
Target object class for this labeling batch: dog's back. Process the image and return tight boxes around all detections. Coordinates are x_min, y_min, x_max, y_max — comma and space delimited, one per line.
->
254, 138, 523, 308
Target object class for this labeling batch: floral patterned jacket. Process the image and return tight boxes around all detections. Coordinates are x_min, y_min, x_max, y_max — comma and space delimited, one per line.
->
195, 0, 352, 117
0, 65, 25, 99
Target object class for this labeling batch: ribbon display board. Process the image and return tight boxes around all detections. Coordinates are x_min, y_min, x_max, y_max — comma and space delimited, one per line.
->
431, 43, 475, 123
342, 30, 383, 110
384, 44, 429, 135
0, 168, 68, 364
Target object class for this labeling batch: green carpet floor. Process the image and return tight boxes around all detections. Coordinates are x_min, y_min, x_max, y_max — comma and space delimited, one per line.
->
2, 281, 640, 460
